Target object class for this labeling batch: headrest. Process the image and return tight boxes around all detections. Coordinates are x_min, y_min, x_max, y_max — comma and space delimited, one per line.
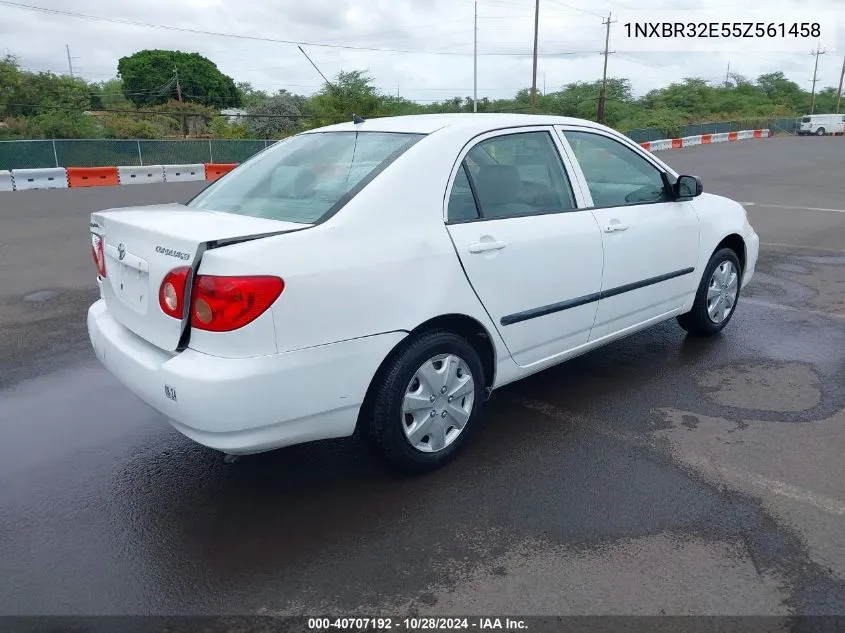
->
474, 165, 522, 208
270, 166, 316, 197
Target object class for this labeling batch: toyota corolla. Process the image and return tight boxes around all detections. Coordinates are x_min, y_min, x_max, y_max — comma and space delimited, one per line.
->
87, 113, 759, 472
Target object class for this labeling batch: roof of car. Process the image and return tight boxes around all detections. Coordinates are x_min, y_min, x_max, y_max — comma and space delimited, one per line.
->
304, 113, 611, 136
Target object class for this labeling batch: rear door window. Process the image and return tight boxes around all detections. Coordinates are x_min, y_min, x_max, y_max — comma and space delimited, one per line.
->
448, 131, 577, 221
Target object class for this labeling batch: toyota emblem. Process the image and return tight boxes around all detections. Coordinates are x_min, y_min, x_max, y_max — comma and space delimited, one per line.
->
117, 243, 126, 261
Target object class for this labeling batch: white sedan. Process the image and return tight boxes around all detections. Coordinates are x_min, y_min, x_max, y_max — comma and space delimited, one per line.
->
88, 113, 759, 472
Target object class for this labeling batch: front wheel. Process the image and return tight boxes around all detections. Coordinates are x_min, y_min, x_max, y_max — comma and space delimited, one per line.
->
364, 330, 486, 473
677, 248, 742, 337
816, 127, 826, 136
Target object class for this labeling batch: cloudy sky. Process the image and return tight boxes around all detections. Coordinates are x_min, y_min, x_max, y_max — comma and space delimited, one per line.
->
1, 0, 842, 102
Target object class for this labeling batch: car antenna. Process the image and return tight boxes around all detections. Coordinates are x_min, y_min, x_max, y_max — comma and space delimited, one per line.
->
298, 44, 358, 121
297, 45, 337, 92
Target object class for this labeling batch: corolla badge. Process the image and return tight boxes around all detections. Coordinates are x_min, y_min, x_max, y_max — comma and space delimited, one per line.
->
117, 243, 126, 261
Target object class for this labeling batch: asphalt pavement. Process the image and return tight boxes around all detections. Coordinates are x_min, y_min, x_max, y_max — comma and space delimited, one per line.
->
0, 136, 843, 618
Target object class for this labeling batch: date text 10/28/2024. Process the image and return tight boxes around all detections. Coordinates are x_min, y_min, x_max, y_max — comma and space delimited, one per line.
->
307, 618, 528, 630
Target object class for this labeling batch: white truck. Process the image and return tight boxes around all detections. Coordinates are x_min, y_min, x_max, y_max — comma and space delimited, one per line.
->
798, 114, 845, 136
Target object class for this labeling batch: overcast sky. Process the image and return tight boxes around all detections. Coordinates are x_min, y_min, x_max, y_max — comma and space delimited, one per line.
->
1, 0, 842, 103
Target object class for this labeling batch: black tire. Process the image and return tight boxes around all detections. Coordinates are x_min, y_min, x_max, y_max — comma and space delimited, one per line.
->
677, 247, 742, 337
363, 329, 486, 474
816, 127, 826, 136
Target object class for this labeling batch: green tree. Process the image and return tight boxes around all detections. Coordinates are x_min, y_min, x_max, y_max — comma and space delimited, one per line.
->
247, 90, 305, 137
117, 50, 241, 108
209, 116, 253, 139
812, 87, 839, 114
236, 81, 270, 109
28, 110, 100, 138
756, 71, 803, 107
90, 78, 130, 109
304, 70, 381, 126
102, 114, 161, 139
4, 70, 91, 117
0, 54, 23, 115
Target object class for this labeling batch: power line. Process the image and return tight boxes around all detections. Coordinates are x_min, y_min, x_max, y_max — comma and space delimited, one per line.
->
544, 0, 605, 18
0, 0, 591, 58
2, 103, 316, 118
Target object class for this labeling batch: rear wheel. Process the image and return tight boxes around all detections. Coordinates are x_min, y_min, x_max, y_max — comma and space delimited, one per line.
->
677, 248, 742, 337
816, 127, 826, 136
364, 330, 485, 473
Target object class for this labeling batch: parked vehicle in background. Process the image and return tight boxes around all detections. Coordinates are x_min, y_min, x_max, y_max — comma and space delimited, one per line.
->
798, 114, 845, 136
87, 113, 760, 473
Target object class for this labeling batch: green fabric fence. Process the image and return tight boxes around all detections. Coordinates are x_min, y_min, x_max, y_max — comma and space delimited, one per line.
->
0, 118, 797, 171
625, 117, 798, 143
0, 139, 274, 171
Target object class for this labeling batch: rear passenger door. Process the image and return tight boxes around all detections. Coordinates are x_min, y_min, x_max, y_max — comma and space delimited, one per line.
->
446, 127, 604, 368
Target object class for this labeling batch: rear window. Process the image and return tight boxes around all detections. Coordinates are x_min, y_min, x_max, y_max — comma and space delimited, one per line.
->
188, 131, 424, 224
801, 117, 811, 123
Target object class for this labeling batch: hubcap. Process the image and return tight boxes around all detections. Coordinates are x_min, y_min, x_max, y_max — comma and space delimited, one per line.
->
706, 260, 739, 324
401, 354, 475, 453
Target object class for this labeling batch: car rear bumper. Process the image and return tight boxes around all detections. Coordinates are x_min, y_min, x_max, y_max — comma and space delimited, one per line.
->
88, 300, 406, 454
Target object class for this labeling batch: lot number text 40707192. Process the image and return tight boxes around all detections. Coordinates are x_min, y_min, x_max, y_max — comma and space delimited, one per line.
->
307, 617, 528, 630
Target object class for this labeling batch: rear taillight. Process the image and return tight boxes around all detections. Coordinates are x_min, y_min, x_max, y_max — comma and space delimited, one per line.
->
91, 233, 106, 278
190, 275, 284, 332
159, 267, 192, 319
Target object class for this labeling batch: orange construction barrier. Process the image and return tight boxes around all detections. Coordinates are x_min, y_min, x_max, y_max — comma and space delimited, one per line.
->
728, 132, 738, 141
204, 163, 238, 181
753, 129, 763, 138
67, 166, 119, 188
639, 141, 651, 151
671, 138, 683, 149
701, 134, 712, 144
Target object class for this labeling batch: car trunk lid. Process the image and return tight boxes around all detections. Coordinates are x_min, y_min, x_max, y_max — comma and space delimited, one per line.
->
91, 203, 307, 351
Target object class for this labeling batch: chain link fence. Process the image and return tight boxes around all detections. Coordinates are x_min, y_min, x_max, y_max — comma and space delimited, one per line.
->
0, 118, 800, 171
0, 139, 276, 171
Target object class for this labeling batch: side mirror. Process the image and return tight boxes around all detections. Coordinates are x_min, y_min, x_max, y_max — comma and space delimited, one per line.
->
675, 175, 703, 199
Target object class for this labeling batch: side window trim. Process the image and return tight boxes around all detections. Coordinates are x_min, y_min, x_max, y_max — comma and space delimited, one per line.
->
546, 127, 592, 209
462, 162, 482, 219
444, 125, 585, 224
553, 126, 675, 211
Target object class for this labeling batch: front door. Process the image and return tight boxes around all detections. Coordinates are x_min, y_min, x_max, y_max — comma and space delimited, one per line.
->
445, 128, 604, 368
557, 128, 701, 340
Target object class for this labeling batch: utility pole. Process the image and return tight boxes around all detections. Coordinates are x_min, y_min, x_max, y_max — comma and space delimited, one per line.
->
809, 44, 826, 115
174, 65, 183, 102
836, 55, 845, 114
530, 0, 540, 113
65, 44, 74, 77
725, 61, 731, 87
597, 12, 616, 124
473, 1, 478, 112
174, 65, 187, 137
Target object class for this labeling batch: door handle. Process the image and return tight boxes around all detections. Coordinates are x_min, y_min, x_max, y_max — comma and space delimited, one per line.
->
603, 223, 629, 233
468, 240, 507, 253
